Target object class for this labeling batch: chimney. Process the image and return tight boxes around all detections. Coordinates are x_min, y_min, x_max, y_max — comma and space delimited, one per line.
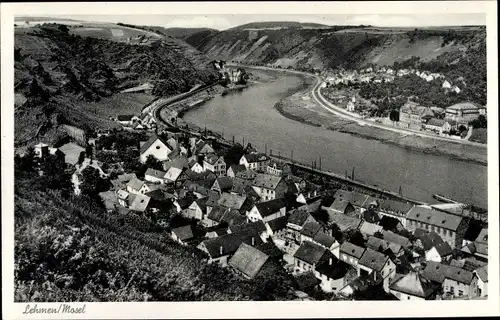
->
220, 246, 223, 256
251, 237, 255, 246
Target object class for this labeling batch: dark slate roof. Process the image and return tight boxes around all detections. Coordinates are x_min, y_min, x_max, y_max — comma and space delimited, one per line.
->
434, 241, 453, 257
444, 265, 475, 284
127, 177, 145, 191
413, 228, 428, 239
418, 231, 445, 251
389, 272, 438, 298
420, 261, 474, 285
295, 271, 321, 291
205, 191, 221, 207
329, 197, 353, 213
300, 221, 322, 238
379, 199, 414, 215
229, 220, 266, 236
474, 265, 488, 282
328, 211, 362, 231
228, 164, 247, 175
228, 243, 269, 279
221, 209, 248, 226
231, 177, 252, 195
204, 153, 224, 165
255, 198, 286, 217
207, 205, 229, 222
217, 193, 247, 210
266, 216, 288, 232
358, 248, 389, 272
140, 134, 168, 154
145, 168, 166, 179
194, 198, 208, 212
252, 173, 282, 190
288, 209, 313, 227
172, 225, 194, 241
421, 261, 447, 284
201, 232, 263, 259
213, 176, 233, 191
176, 194, 196, 209
382, 231, 410, 247
340, 241, 365, 259
407, 206, 464, 231
293, 241, 327, 265
313, 231, 337, 248
366, 236, 402, 256
315, 251, 349, 280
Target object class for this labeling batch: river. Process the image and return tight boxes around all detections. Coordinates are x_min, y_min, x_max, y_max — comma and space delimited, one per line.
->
183, 71, 487, 208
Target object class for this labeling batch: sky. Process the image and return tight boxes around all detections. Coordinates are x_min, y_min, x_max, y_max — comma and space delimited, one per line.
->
19, 14, 486, 30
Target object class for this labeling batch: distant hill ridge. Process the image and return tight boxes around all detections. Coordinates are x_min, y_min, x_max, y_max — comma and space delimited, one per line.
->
14, 22, 218, 145
183, 24, 486, 71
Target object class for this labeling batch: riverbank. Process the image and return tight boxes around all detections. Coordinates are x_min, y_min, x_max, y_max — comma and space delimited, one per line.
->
271, 75, 487, 166
161, 69, 281, 123
229, 64, 487, 166
275, 91, 487, 166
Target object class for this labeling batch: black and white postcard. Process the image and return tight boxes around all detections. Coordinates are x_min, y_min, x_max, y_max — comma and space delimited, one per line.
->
1, 1, 498, 319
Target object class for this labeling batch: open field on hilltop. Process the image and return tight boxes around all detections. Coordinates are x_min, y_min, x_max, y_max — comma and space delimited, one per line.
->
70, 92, 156, 119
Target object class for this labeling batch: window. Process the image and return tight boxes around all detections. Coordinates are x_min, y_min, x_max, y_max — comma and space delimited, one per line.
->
450, 286, 455, 293
458, 290, 464, 296
156, 145, 160, 149
407, 296, 410, 300
431, 226, 435, 232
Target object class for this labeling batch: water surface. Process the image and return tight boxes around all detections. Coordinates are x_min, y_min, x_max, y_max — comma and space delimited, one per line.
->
184, 72, 487, 207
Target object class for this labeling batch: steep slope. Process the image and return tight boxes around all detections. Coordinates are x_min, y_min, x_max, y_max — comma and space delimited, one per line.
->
14, 23, 218, 146
185, 26, 486, 71
14, 172, 297, 302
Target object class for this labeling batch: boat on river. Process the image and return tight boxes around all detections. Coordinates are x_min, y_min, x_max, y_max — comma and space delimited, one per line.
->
432, 194, 459, 203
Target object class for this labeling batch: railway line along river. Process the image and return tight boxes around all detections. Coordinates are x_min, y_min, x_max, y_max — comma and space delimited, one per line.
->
183, 69, 487, 208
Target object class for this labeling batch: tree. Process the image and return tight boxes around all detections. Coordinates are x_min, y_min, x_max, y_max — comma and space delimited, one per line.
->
34, 155, 72, 196
469, 115, 487, 128
58, 24, 69, 33
15, 147, 36, 173
373, 231, 384, 239
85, 144, 94, 160
344, 230, 365, 247
78, 151, 86, 165
79, 166, 109, 198
145, 155, 163, 171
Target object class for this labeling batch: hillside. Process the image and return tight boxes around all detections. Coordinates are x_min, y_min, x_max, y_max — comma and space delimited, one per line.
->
185, 25, 486, 71
14, 170, 296, 302
228, 21, 331, 30
14, 23, 218, 146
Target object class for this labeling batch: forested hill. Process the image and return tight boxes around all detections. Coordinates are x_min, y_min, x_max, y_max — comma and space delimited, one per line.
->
184, 25, 486, 72
14, 23, 218, 145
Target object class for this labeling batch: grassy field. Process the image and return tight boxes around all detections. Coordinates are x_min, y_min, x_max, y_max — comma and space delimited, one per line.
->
69, 92, 155, 120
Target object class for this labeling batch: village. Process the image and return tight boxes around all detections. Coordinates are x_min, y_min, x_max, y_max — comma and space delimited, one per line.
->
28, 117, 489, 301
319, 66, 487, 141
